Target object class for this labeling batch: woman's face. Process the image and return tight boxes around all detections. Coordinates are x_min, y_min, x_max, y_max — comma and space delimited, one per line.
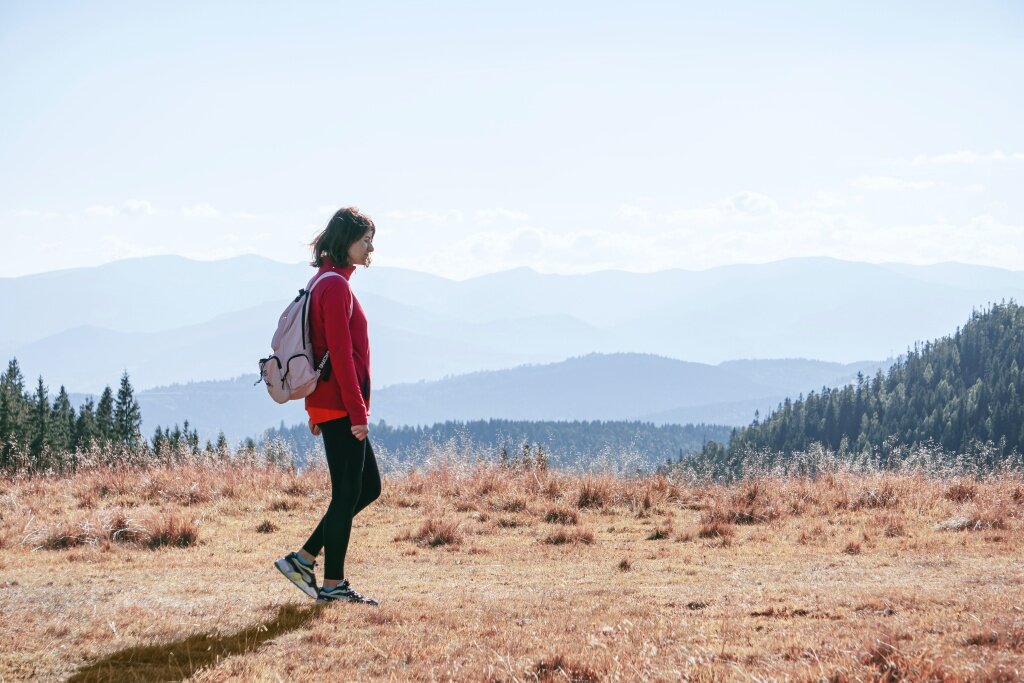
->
347, 229, 374, 267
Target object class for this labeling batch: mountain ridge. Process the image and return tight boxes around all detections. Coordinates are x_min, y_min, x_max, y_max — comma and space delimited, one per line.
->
67, 353, 893, 444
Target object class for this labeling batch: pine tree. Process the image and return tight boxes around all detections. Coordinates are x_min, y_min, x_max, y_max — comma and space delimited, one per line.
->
0, 358, 30, 468
95, 387, 115, 443
74, 397, 98, 450
29, 376, 50, 461
49, 386, 75, 455
113, 372, 142, 448
152, 425, 166, 455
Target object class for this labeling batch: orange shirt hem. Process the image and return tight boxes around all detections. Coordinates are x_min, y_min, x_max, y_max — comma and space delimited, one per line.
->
306, 407, 348, 425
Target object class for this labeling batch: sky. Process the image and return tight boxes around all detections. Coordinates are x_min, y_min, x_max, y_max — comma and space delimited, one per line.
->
2, 1, 1023, 280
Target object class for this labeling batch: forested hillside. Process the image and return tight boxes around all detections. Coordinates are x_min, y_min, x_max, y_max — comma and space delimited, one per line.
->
727, 302, 1024, 458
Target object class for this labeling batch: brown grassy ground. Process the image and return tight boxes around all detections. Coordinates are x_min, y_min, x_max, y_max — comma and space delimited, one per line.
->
1, 459, 1022, 681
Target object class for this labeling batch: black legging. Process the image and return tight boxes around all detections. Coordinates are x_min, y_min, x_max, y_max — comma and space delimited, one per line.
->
302, 416, 382, 580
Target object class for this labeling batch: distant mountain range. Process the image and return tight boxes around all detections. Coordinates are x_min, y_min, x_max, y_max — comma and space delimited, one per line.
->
10, 254, 1023, 443
75, 353, 891, 444
5, 255, 1022, 395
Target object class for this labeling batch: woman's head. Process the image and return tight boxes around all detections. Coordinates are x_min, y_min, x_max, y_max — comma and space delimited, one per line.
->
310, 207, 376, 268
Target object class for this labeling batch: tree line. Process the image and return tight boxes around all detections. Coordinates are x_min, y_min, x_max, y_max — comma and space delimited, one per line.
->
714, 301, 1024, 464
264, 418, 734, 471
0, 358, 216, 472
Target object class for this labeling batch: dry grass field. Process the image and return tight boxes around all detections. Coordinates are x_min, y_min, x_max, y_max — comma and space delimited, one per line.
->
1, 452, 1023, 682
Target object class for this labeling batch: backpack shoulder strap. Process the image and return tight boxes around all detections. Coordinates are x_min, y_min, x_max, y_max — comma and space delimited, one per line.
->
307, 271, 344, 292
302, 271, 352, 369
305, 271, 353, 320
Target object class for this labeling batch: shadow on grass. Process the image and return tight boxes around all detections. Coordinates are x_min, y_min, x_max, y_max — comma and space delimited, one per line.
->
67, 603, 323, 682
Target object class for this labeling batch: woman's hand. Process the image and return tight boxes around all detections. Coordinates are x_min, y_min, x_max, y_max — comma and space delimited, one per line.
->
351, 424, 369, 441
308, 419, 321, 436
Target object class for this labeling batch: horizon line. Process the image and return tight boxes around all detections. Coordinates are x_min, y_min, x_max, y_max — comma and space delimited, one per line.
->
5, 253, 1024, 281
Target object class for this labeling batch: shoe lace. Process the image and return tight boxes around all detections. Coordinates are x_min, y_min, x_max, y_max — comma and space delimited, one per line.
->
334, 580, 370, 602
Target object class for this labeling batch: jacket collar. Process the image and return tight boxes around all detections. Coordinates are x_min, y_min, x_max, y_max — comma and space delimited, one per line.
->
319, 256, 356, 280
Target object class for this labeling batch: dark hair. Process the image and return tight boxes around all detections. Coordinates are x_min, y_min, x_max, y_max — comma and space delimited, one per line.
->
310, 207, 376, 267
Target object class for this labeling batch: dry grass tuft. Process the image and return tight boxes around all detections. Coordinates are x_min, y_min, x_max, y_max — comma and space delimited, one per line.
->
576, 479, 610, 509
543, 506, 579, 525
496, 496, 528, 513
703, 480, 780, 525
544, 527, 595, 546
144, 512, 201, 549
282, 481, 309, 497
496, 516, 526, 529
698, 521, 734, 539
617, 557, 631, 571
41, 524, 92, 550
268, 499, 294, 512
400, 518, 463, 548
945, 480, 977, 503
876, 513, 906, 538
255, 520, 278, 534
850, 482, 900, 511
533, 655, 600, 683
646, 523, 672, 540
39, 510, 199, 550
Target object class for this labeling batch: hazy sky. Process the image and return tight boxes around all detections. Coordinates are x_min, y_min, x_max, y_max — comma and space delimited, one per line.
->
2, 1, 1023, 279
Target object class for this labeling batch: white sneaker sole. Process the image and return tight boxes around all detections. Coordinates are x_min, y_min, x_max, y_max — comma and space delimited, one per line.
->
274, 557, 318, 599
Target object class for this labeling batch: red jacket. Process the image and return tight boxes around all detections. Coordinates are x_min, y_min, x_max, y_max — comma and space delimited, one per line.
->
304, 257, 371, 425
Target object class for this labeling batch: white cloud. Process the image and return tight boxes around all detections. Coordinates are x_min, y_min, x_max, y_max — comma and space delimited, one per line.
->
664, 191, 779, 226
122, 199, 156, 216
84, 199, 157, 217
853, 176, 934, 191
507, 228, 544, 256
729, 191, 777, 216
795, 191, 857, 210
231, 212, 266, 220
181, 203, 221, 218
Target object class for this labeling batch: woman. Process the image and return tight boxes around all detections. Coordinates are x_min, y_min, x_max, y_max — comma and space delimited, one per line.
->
275, 207, 381, 605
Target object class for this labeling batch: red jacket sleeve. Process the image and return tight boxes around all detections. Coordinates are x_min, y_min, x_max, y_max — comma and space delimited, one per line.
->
319, 278, 368, 425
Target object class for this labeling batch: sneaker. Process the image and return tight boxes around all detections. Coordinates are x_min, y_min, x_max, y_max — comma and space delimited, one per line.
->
274, 552, 318, 599
317, 579, 379, 606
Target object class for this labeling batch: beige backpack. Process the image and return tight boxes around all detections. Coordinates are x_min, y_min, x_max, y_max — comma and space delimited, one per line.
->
257, 272, 350, 403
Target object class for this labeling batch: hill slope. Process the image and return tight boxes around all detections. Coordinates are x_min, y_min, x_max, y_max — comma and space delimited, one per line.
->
729, 302, 1024, 456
